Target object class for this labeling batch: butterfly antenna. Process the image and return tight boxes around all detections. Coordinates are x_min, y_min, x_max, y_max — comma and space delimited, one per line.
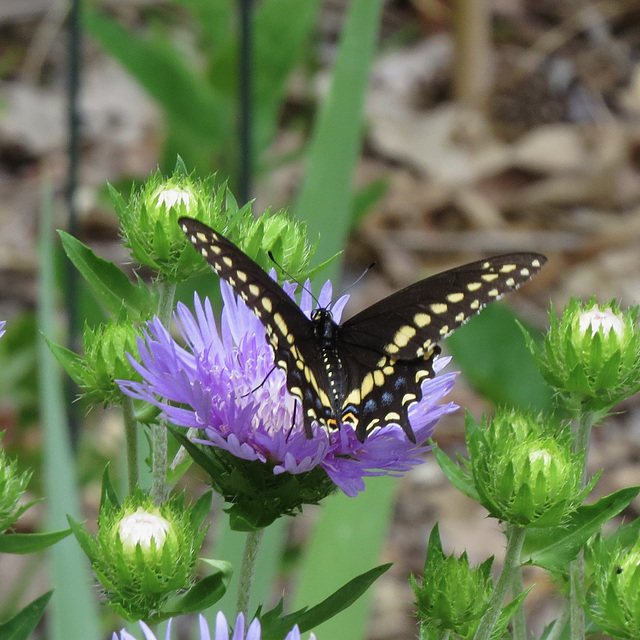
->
335, 262, 376, 302
267, 250, 320, 307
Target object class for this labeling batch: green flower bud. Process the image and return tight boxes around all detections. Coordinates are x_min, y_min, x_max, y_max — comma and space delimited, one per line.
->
524, 298, 640, 413
71, 491, 207, 621
586, 535, 640, 639
411, 524, 493, 637
112, 163, 317, 283
79, 318, 143, 406
466, 409, 587, 527
0, 435, 32, 533
112, 165, 236, 282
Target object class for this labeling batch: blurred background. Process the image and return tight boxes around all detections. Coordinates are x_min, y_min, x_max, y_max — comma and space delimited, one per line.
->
1, 0, 640, 638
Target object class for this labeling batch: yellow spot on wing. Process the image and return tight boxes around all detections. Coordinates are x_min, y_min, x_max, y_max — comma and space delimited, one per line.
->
261, 297, 273, 312
394, 325, 417, 348
430, 302, 448, 314
500, 264, 517, 273
273, 312, 288, 336
481, 273, 499, 282
467, 282, 482, 291
360, 373, 375, 398
414, 312, 431, 327
402, 393, 417, 405
447, 292, 464, 303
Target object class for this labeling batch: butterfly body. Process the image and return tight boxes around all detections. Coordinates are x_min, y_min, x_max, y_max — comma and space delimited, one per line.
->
180, 217, 547, 443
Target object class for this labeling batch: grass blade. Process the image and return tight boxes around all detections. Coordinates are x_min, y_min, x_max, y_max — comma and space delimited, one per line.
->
38, 180, 101, 638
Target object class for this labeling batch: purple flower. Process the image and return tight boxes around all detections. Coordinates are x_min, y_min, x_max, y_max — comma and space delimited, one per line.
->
113, 612, 315, 640
0, 321, 5, 339
119, 277, 458, 497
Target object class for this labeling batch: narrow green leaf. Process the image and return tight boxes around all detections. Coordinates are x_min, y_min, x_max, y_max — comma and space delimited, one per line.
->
42, 338, 85, 386
163, 562, 232, 617
523, 486, 640, 570
432, 445, 479, 501
85, 11, 231, 146
0, 529, 72, 554
262, 564, 391, 640
100, 464, 121, 510
293, 477, 395, 639
295, 0, 383, 274
58, 230, 154, 319
39, 181, 101, 638
0, 591, 53, 640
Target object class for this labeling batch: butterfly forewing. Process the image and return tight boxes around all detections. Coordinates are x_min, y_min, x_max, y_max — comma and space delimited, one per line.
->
341, 253, 546, 361
181, 216, 547, 443
180, 217, 334, 433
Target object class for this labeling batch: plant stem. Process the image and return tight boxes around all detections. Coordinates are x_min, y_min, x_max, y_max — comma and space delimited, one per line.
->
151, 281, 176, 505
569, 551, 585, 640
236, 529, 265, 618
546, 601, 570, 640
473, 525, 526, 640
568, 408, 595, 640
511, 563, 526, 640
121, 394, 139, 494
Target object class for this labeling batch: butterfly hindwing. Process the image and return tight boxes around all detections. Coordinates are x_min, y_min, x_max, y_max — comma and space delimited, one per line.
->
181, 217, 547, 443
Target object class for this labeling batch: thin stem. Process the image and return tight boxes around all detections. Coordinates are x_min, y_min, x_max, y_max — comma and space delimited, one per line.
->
569, 551, 585, 640
568, 408, 595, 640
573, 410, 596, 487
546, 601, 570, 640
121, 394, 139, 494
151, 281, 176, 505
511, 564, 526, 640
473, 525, 526, 640
236, 529, 264, 618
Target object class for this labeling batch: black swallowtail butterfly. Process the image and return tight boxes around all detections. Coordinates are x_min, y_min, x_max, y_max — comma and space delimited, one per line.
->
181, 217, 547, 443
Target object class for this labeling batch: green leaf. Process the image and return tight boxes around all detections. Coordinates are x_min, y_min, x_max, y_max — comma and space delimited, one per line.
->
261, 564, 391, 640
295, 0, 383, 276
0, 529, 72, 554
432, 445, 479, 501
491, 586, 534, 640
522, 486, 640, 570
39, 181, 101, 638
0, 591, 53, 640
100, 464, 120, 511
42, 337, 86, 386
447, 304, 553, 411
85, 11, 231, 147
161, 561, 232, 618
58, 230, 154, 319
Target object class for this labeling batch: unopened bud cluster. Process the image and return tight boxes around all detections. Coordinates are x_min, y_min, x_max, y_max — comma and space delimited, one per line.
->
411, 524, 493, 637
587, 535, 640, 639
71, 491, 206, 621
465, 409, 587, 527
112, 164, 314, 283
0, 435, 32, 534
79, 319, 143, 406
525, 298, 640, 413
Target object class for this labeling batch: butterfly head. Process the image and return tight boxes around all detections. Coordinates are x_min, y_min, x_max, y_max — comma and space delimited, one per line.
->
311, 308, 337, 342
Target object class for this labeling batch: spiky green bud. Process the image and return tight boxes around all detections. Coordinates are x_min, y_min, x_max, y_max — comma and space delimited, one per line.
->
78, 318, 143, 406
411, 524, 493, 637
0, 434, 32, 533
586, 534, 640, 638
524, 298, 640, 414
70, 490, 207, 621
465, 409, 588, 527
112, 162, 317, 283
